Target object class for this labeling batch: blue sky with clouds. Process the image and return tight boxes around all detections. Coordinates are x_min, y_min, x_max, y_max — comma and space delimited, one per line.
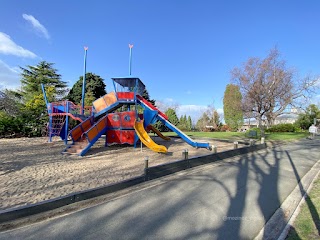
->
1, 0, 320, 121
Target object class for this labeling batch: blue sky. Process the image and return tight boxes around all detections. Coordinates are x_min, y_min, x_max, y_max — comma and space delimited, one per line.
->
1, 1, 320, 121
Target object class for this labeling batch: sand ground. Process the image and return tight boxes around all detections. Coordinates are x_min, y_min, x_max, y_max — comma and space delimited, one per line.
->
0, 136, 238, 211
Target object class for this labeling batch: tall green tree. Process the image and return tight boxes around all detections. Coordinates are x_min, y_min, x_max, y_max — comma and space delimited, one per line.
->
178, 114, 188, 130
165, 108, 179, 126
187, 116, 192, 131
213, 110, 221, 130
296, 104, 320, 130
2, 61, 68, 137
67, 72, 106, 104
223, 84, 243, 131
20, 61, 67, 103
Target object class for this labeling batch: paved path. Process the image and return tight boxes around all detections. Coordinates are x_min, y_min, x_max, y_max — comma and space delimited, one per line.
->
1, 138, 320, 240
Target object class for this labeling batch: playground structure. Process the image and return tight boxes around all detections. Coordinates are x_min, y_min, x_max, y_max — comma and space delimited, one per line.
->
42, 46, 211, 156
42, 76, 211, 156
64, 76, 211, 155
41, 84, 93, 143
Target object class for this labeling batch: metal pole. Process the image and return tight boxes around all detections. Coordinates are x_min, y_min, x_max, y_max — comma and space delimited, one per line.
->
41, 83, 49, 109
129, 44, 133, 75
234, 141, 238, 149
144, 156, 149, 180
81, 46, 88, 115
65, 101, 69, 145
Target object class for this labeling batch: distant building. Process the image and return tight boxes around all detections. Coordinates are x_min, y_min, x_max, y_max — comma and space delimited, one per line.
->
240, 113, 299, 131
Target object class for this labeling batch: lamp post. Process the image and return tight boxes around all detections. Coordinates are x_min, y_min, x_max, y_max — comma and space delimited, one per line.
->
81, 46, 88, 115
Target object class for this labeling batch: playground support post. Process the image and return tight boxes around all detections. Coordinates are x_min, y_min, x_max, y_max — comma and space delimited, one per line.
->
81, 47, 88, 115
129, 44, 133, 75
64, 102, 69, 144
41, 83, 49, 109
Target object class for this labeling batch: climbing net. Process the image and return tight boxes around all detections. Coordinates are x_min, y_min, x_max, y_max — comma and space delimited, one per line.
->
48, 114, 66, 138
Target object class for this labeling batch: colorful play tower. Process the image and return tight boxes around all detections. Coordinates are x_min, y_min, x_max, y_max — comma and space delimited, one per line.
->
42, 45, 211, 156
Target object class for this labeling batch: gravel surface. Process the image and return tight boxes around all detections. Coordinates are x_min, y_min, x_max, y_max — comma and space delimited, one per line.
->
0, 136, 237, 211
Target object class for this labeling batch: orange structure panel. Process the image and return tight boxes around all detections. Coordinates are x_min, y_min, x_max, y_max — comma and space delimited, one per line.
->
71, 126, 83, 141
103, 92, 117, 106
92, 97, 107, 113
87, 126, 98, 142
81, 118, 92, 132
96, 118, 107, 132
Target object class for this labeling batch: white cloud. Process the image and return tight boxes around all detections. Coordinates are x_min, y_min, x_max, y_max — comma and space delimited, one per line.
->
22, 14, 50, 39
0, 32, 37, 58
0, 60, 21, 90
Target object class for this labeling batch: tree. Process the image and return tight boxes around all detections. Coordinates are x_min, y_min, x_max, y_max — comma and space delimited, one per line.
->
187, 116, 192, 130
296, 104, 320, 130
67, 72, 106, 104
0, 90, 20, 116
223, 84, 243, 131
178, 114, 188, 130
1, 61, 68, 137
165, 108, 179, 125
213, 110, 221, 130
142, 89, 156, 106
20, 61, 67, 103
196, 112, 210, 131
231, 47, 319, 136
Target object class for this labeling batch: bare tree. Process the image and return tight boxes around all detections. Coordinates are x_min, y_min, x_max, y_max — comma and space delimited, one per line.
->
0, 90, 20, 116
231, 48, 319, 136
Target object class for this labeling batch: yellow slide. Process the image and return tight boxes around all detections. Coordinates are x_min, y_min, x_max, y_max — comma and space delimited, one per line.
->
134, 120, 167, 153
147, 125, 171, 141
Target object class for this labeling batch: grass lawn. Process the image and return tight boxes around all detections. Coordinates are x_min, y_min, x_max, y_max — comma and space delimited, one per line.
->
287, 175, 320, 239
160, 131, 309, 142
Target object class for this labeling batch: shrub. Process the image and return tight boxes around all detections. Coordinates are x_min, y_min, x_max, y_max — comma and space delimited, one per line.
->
266, 123, 296, 133
245, 127, 261, 138
220, 125, 231, 132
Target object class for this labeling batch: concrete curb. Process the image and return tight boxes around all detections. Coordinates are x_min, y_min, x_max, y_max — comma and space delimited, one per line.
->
0, 143, 266, 226
254, 159, 320, 240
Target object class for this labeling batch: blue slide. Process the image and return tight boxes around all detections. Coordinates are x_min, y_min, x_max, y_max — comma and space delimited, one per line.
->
158, 114, 211, 149
137, 96, 211, 150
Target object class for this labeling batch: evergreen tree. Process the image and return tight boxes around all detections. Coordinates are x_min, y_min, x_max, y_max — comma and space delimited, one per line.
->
296, 104, 320, 130
142, 89, 156, 106
67, 72, 106, 104
165, 108, 179, 126
4, 61, 69, 137
213, 110, 220, 130
20, 61, 67, 103
223, 84, 243, 131
187, 116, 192, 130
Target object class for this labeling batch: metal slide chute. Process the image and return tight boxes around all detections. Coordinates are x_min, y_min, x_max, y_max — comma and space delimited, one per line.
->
134, 120, 167, 153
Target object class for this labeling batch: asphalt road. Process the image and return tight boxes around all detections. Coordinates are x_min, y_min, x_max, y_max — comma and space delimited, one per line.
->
1, 138, 320, 240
